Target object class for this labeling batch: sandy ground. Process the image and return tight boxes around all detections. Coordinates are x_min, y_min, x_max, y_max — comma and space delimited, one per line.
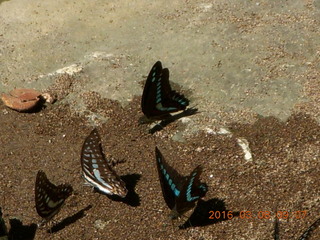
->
0, 0, 319, 239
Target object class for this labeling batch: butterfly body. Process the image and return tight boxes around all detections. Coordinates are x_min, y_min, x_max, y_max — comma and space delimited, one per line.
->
155, 147, 207, 219
81, 129, 127, 198
35, 170, 73, 223
141, 61, 189, 121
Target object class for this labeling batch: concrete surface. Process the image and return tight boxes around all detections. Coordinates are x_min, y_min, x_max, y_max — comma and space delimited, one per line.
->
0, 0, 319, 128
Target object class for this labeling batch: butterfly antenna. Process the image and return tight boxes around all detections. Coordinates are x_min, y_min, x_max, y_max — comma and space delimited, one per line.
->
188, 104, 198, 110
297, 217, 320, 240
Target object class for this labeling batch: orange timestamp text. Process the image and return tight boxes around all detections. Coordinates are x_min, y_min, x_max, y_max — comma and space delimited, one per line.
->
209, 210, 308, 220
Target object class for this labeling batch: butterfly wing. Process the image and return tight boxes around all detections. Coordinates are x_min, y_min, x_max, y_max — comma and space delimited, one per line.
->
35, 170, 73, 221
160, 68, 189, 110
141, 61, 162, 118
80, 129, 128, 198
141, 61, 170, 119
155, 147, 185, 210
141, 61, 189, 119
174, 165, 208, 216
0, 208, 8, 237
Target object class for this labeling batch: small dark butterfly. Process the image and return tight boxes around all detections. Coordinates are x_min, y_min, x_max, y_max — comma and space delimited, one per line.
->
35, 170, 73, 224
155, 147, 208, 219
80, 129, 128, 198
141, 61, 190, 122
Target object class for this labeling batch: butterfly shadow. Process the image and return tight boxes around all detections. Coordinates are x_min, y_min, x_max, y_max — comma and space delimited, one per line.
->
8, 218, 37, 240
105, 174, 141, 207
179, 198, 239, 229
149, 107, 199, 134
48, 205, 92, 233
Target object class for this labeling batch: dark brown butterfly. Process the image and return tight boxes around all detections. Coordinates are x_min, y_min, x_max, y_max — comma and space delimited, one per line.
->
35, 170, 73, 224
80, 129, 127, 198
155, 147, 207, 219
141, 61, 189, 122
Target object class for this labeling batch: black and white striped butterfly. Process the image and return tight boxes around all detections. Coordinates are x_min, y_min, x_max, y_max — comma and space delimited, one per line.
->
35, 170, 73, 225
141, 61, 190, 122
80, 129, 128, 198
155, 147, 208, 219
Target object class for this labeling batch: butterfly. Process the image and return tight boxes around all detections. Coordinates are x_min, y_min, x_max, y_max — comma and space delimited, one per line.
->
155, 147, 208, 219
80, 129, 128, 198
141, 61, 190, 122
274, 215, 320, 240
35, 170, 73, 224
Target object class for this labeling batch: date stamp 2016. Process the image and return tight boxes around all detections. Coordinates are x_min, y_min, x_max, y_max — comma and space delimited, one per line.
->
208, 210, 308, 220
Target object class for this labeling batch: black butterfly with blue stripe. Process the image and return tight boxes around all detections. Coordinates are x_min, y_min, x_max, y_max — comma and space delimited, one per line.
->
35, 170, 73, 225
141, 61, 190, 122
80, 129, 128, 198
155, 147, 208, 219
